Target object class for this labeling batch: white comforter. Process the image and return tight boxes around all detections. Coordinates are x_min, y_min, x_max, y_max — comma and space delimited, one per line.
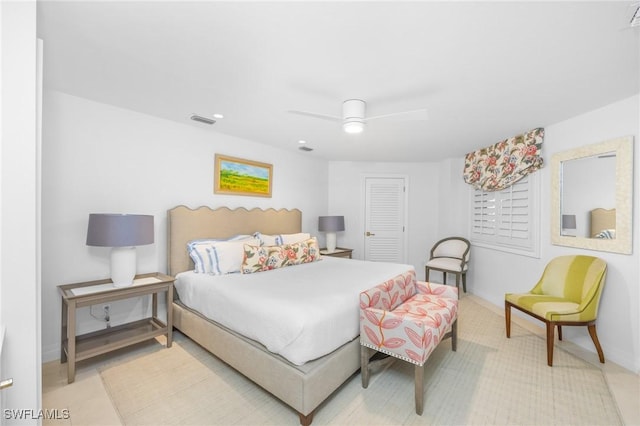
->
175, 257, 413, 365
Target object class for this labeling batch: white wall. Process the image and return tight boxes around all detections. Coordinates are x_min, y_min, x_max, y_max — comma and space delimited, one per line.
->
1, 0, 42, 418
327, 161, 440, 279
466, 95, 639, 372
41, 91, 329, 362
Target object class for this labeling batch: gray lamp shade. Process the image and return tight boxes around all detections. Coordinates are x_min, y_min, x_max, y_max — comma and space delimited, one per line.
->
318, 216, 345, 232
562, 214, 577, 230
86, 214, 154, 247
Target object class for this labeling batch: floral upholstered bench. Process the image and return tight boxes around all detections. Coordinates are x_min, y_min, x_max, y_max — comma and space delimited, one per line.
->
359, 273, 458, 415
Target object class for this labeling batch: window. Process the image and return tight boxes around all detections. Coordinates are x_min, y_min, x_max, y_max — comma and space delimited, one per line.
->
469, 173, 540, 257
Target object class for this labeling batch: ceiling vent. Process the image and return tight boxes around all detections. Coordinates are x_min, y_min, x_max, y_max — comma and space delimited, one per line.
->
298, 146, 313, 152
190, 114, 216, 125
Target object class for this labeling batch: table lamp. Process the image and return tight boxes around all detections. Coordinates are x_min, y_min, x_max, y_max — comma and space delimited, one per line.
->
86, 213, 154, 287
561, 214, 577, 237
318, 216, 345, 253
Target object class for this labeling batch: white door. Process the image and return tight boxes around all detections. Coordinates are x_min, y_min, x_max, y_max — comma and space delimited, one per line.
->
363, 177, 407, 263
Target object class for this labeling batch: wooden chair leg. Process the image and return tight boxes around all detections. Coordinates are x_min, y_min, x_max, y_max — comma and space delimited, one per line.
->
451, 319, 457, 351
443, 271, 447, 285
588, 324, 605, 363
414, 364, 424, 415
361, 346, 371, 388
557, 325, 563, 341
425, 267, 430, 282
505, 302, 511, 338
455, 273, 460, 291
546, 321, 554, 366
462, 272, 467, 293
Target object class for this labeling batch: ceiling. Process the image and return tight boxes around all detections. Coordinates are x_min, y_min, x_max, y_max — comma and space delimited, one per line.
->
37, 1, 639, 162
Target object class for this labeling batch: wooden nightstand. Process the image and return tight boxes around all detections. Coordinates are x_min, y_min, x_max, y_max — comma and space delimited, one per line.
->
58, 272, 175, 383
320, 247, 353, 259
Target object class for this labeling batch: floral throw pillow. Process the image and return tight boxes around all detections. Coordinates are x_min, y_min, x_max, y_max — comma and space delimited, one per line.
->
242, 237, 320, 274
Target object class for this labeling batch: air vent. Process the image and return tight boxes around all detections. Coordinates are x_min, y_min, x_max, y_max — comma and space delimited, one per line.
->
190, 114, 216, 125
299, 146, 313, 152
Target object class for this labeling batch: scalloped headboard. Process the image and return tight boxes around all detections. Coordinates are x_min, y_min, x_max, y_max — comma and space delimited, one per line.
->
590, 208, 616, 238
167, 205, 302, 276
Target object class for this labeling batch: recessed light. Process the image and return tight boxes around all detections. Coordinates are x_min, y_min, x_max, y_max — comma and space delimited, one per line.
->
298, 140, 307, 144
213, 113, 224, 119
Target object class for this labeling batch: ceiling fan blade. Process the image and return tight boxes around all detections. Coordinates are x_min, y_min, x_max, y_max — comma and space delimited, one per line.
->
288, 110, 342, 122
364, 108, 428, 122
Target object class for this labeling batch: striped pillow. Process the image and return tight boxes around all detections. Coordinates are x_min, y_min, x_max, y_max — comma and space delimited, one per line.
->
187, 235, 254, 274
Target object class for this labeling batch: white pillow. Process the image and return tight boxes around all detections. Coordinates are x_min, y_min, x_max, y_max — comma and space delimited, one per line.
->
253, 232, 283, 246
281, 233, 311, 244
206, 238, 260, 275
252, 232, 312, 246
187, 235, 253, 273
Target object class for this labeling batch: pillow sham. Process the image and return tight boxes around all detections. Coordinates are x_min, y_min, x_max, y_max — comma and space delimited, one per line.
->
281, 233, 312, 244
187, 235, 255, 274
206, 238, 261, 275
242, 237, 320, 274
253, 232, 283, 246
252, 232, 311, 246
594, 229, 616, 239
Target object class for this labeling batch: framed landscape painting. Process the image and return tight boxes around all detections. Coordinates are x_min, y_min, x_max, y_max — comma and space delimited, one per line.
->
214, 154, 273, 197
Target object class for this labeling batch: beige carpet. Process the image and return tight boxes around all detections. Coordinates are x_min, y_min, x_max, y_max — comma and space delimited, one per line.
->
100, 297, 622, 425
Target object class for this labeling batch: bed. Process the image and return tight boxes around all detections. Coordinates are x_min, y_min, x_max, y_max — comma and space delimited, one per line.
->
590, 208, 616, 239
167, 205, 414, 425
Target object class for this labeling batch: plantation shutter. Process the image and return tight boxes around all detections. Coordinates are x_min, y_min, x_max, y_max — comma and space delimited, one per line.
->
471, 175, 537, 254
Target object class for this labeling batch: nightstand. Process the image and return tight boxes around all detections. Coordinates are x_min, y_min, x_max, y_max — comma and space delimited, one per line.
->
320, 247, 353, 259
58, 272, 175, 383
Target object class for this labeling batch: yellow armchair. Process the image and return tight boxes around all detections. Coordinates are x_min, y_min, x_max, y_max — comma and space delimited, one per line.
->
505, 255, 607, 366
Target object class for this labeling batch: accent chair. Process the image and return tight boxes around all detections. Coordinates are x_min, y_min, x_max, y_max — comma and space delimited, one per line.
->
425, 237, 470, 293
360, 276, 458, 415
505, 255, 607, 366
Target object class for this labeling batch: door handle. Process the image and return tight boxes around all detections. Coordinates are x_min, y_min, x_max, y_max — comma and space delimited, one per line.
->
0, 378, 13, 390
365, 231, 376, 237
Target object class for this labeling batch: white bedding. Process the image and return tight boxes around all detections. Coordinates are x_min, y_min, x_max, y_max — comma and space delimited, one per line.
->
174, 257, 413, 365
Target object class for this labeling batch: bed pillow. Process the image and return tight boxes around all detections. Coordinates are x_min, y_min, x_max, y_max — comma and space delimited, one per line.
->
253, 232, 283, 246
281, 233, 312, 244
253, 232, 311, 246
206, 238, 261, 275
242, 237, 320, 274
594, 229, 616, 239
187, 235, 254, 273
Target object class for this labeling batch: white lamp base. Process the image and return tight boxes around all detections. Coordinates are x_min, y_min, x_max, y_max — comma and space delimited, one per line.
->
110, 246, 137, 287
326, 232, 337, 253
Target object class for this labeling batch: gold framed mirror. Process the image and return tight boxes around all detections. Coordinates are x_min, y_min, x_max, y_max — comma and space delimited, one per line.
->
551, 135, 633, 254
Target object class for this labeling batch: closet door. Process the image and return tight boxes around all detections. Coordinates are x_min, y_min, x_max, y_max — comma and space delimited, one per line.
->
363, 176, 407, 263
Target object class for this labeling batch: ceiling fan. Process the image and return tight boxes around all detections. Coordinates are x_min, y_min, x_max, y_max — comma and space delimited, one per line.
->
288, 99, 427, 134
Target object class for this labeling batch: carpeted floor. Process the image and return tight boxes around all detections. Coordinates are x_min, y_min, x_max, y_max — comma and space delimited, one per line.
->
99, 297, 622, 425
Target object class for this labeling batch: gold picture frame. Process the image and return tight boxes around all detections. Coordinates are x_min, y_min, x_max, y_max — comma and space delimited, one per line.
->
214, 154, 273, 198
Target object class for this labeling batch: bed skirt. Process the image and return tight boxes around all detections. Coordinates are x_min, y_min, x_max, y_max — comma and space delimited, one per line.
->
172, 300, 361, 424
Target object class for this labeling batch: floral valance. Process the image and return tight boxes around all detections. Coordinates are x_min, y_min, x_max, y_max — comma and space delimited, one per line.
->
463, 127, 544, 191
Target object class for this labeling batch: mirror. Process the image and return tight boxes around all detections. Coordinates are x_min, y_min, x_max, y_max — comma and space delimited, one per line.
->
551, 136, 633, 254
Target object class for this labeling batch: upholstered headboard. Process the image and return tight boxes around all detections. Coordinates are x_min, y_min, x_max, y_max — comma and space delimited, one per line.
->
167, 205, 302, 276
590, 208, 616, 238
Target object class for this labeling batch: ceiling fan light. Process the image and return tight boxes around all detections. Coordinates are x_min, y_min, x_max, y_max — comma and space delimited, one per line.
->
343, 121, 364, 134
